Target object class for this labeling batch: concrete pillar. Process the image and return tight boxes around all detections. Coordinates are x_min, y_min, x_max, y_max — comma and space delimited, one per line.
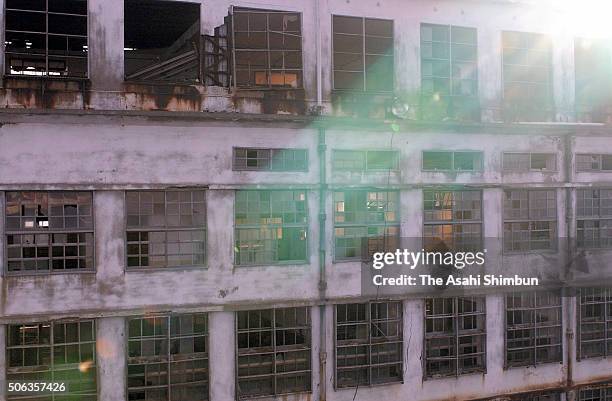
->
323, 303, 334, 400
208, 311, 235, 401
552, 35, 576, 122
97, 317, 126, 401
88, 0, 124, 90
310, 306, 322, 401
0, 191, 5, 284
486, 295, 505, 377
403, 299, 424, 387
206, 190, 234, 270
0, 324, 6, 401
94, 191, 125, 281
483, 188, 503, 276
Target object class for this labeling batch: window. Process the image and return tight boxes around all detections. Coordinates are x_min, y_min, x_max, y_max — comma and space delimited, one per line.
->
579, 386, 612, 401
232, 8, 303, 88
332, 150, 399, 172
124, 0, 201, 82
504, 189, 557, 251
332, 15, 394, 92
576, 154, 612, 172
127, 314, 209, 401
575, 38, 612, 122
233, 148, 308, 171
333, 190, 399, 261
578, 288, 612, 359
505, 291, 562, 367
7, 320, 96, 401
423, 190, 482, 252
5, 191, 94, 273
126, 190, 206, 269
335, 302, 403, 388
236, 307, 311, 398
577, 189, 612, 248
422, 151, 483, 172
420, 24, 478, 97
5, 0, 88, 77
424, 297, 486, 378
515, 393, 562, 401
502, 31, 553, 121
235, 190, 308, 265
503, 153, 557, 172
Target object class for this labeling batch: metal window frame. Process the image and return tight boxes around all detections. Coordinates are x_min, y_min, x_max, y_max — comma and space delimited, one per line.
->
577, 288, 612, 360
332, 189, 400, 262
124, 189, 207, 270
331, 14, 395, 93
421, 150, 484, 172
420, 23, 479, 98
502, 152, 558, 172
576, 189, 612, 249
233, 189, 309, 266
578, 384, 612, 401
331, 149, 400, 172
234, 307, 312, 399
3, 0, 90, 79
4, 190, 96, 276
423, 296, 487, 379
232, 147, 309, 172
125, 312, 210, 401
576, 154, 612, 172
333, 301, 403, 389
504, 290, 563, 368
6, 318, 97, 401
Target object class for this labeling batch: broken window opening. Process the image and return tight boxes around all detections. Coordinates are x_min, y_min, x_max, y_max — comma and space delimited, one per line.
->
575, 38, 612, 123
204, 16, 231, 87
5, 0, 88, 78
124, 0, 201, 83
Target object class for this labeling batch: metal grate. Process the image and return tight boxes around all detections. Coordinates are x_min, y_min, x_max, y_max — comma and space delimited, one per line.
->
503, 189, 557, 252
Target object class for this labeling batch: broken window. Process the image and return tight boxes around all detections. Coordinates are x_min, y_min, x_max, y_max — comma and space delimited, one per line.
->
333, 190, 399, 261
579, 386, 612, 401
503, 189, 557, 251
422, 151, 483, 171
576, 154, 612, 172
577, 190, 612, 248
502, 31, 553, 121
124, 0, 201, 82
577, 288, 612, 359
5, 191, 94, 274
233, 148, 308, 171
423, 190, 482, 252
236, 307, 311, 398
127, 313, 209, 401
424, 297, 486, 378
7, 320, 97, 401
503, 153, 557, 172
5, 0, 88, 78
234, 190, 308, 265
505, 291, 562, 367
332, 15, 394, 92
232, 8, 303, 88
575, 39, 612, 122
126, 190, 206, 268
332, 150, 400, 172
335, 301, 403, 388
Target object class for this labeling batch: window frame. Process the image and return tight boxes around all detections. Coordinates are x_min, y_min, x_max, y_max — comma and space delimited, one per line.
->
502, 152, 558, 172
4, 190, 95, 275
332, 149, 400, 172
421, 150, 484, 172
3, 0, 90, 79
577, 288, 612, 360
576, 154, 612, 172
331, 14, 395, 93
576, 189, 612, 249
578, 385, 612, 401
232, 147, 309, 172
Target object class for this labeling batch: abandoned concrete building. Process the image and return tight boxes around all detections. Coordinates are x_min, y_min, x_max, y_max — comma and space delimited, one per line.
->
2, 0, 612, 400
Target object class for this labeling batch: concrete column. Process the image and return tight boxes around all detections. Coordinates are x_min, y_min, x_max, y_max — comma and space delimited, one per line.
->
88, 0, 124, 90
97, 317, 126, 401
403, 299, 424, 388
486, 295, 505, 377
310, 306, 322, 401
401, 189, 423, 257
552, 35, 576, 122
206, 190, 234, 270
483, 188, 503, 276
0, 192, 5, 284
0, 324, 6, 401
208, 311, 235, 401
94, 191, 125, 281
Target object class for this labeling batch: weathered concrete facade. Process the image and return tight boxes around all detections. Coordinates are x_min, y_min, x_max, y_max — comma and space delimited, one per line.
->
1, 1, 612, 401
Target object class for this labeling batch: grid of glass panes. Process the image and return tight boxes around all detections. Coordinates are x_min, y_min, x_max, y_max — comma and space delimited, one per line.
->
232, 8, 303, 88
5, 191, 94, 273
503, 153, 556, 172
335, 302, 403, 388
233, 148, 308, 171
578, 288, 612, 359
126, 190, 206, 268
332, 150, 399, 172
127, 314, 209, 401
5, 0, 88, 77
423, 190, 482, 251
519, 394, 562, 401
505, 291, 562, 367
502, 31, 553, 120
575, 38, 612, 122
576, 154, 612, 172
579, 386, 612, 401
7, 320, 97, 401
422, 151, 483, 171
424, 297, 486, 378
234, 190, 308, 265
577, 189, 612, 248
420, 24, 477, 97
332, 15, 394, 92
503, 190, 557, 251
333, 190, 399, 260
236, 307, 311, 398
